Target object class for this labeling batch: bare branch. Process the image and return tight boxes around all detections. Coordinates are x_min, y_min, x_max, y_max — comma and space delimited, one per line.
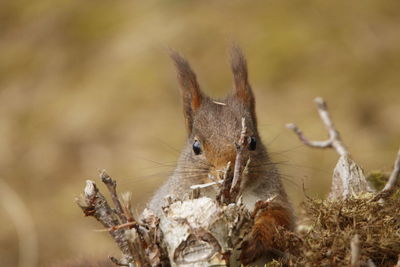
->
286, 97, 348, 156
382, 148, 400, 193
286, 123, 333, 148
99, 170, 127, 223
76, 180, 133, 261
373, 147, 400, 201
287, 97, 373, 199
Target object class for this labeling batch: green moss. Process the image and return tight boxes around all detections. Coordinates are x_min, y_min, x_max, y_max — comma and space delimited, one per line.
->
267, 260, 282, 267
366, 171, 389, 191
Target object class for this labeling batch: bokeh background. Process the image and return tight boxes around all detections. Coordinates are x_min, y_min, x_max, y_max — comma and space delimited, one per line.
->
1, 0, 399, 266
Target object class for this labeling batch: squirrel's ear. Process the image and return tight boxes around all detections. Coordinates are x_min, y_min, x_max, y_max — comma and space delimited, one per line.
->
170, 51, 203, 134
230, 45, 256, 114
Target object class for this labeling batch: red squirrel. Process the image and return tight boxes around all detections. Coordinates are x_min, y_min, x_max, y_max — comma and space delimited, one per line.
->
148, 46, 295, 265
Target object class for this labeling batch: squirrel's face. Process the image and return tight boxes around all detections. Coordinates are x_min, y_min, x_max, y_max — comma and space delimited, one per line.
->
171, 46, 263, 179
189, 98, 258, 173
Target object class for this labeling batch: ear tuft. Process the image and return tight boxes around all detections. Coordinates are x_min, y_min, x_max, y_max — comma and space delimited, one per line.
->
170, 50, 203, 134
230, 44, 248, 92
230, 44, 255, 109
170, 51, 202, 110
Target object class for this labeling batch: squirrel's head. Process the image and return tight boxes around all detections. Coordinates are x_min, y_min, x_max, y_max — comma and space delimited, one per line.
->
171, 46, 265, 178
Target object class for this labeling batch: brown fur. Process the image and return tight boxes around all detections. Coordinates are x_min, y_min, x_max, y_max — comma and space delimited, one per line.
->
148, 46, 294, 265
240, 204, 294, 265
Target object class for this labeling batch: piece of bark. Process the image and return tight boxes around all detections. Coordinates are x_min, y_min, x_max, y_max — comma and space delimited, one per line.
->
329, 155, 371, 200
159, 197, 251, 267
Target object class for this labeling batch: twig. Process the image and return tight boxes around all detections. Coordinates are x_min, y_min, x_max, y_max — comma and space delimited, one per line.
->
217, 118, 250, 204
287, 97, 372, 199
218, 160, 233, 204
99, 170, 127, 223
95, 222, 138, 232
351, 234, 360, 267
373, 147, 400, 201
382, 148, 400, 193
120, 192, 136, 224
286, 97, 348, 156
76, 180, 133, 259
217, 161, 233, 204
190, 180, 224, 190
230, 117, 250, 201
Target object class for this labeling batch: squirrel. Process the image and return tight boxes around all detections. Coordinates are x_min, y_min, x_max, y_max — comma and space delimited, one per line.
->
148, 45, 295, 265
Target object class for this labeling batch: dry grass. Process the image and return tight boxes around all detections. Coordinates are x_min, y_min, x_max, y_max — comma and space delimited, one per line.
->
272, 192, 400, 266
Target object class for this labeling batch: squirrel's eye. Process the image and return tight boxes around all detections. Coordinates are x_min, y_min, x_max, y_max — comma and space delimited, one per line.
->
192, 140, 202, 155
248, 137, 257, 151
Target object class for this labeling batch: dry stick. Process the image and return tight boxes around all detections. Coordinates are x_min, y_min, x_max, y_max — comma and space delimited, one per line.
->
286, 97, 349, 156
190, 180, 224, 190
100, 170, 151, 266
94, 222, 138, 232
121, 192, 136, 224
351, 234, 361, 267
382, 148, 400, 193
217, 161, 232, 204
374, 147, 400, 200
230, 117, 250, 202
99, 171, 149, 265
99, 170, 128, 223
76, 180, 134, 260
77, 180, 150, 266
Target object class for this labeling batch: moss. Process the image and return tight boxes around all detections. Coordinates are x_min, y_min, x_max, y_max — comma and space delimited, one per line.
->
274, 195, 400, 266
367, 171, 389, 191
264, 259, 283, 267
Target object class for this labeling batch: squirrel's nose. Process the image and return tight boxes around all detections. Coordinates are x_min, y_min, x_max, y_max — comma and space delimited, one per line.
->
209, 157, 236, 181
204, 143, 236, 178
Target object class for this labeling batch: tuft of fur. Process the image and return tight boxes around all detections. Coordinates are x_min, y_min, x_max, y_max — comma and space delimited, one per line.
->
230, 44, 249, 95
170, 50, 203, 134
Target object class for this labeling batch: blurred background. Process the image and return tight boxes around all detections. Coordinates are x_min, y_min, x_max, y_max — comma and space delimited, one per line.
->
0, 0, 399, 266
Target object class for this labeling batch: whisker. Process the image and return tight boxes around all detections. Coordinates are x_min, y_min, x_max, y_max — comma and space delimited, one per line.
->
271, 144, 308, 154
